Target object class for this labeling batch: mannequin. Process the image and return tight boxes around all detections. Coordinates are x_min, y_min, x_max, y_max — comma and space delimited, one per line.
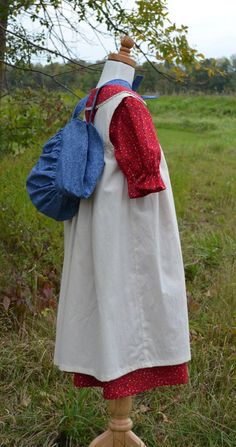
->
87, 37, 147, 447
96, 36, 135, 88
96, 60, 135, 88
53, 36, 191, 447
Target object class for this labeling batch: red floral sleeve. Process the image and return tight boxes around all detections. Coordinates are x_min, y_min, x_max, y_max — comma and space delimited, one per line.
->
109, 96, 166, 198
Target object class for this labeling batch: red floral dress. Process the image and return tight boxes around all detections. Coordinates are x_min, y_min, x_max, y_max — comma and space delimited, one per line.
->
73, 85, 189, 400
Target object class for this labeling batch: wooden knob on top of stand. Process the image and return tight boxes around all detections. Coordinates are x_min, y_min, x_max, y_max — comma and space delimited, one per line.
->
108, 36, 136, 67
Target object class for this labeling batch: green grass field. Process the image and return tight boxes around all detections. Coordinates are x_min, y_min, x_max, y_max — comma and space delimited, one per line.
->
0, 94, 235, 447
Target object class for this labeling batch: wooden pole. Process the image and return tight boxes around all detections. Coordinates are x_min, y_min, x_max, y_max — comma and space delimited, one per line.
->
88, 396, 146, 447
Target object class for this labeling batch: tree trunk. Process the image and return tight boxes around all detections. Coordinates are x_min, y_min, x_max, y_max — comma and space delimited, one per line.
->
0, 0, 9, 94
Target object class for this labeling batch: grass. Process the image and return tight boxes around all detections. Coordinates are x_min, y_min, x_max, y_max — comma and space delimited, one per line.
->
0, 94, 236, 446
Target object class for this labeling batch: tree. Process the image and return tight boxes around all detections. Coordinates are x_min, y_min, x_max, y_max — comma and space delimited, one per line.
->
0, 0, 204, 94
0, 0, 9, 92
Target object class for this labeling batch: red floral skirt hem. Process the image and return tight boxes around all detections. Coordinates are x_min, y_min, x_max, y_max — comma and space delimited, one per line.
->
73, 363, 189, 400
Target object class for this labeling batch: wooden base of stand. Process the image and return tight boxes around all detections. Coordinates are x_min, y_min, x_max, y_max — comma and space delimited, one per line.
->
88, 396, 146, 447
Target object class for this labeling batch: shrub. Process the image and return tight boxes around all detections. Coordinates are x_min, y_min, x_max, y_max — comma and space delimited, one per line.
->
0, 88, 70, 157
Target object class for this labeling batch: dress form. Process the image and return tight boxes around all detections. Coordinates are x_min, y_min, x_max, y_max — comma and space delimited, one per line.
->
88, 36, 146, 447
96, 60, 135, 88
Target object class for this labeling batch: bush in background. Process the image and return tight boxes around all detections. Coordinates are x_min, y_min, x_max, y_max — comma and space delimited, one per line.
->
0, 88, 70, 157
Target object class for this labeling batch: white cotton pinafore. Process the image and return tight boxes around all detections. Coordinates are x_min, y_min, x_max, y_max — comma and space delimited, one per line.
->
53, 92, 191, 381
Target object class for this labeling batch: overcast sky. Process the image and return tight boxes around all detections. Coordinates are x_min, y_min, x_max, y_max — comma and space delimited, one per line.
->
65, 0, 236, 62
167, 0, 236, 59
28, 0, 236, 64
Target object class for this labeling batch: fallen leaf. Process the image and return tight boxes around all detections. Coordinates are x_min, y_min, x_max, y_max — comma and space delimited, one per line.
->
139, 404, 150, 413
21, 396, 31, 407
158, 411, 172, 423
2, 296, 11, 311
48, 297, 57, 310
42, 282, 53, 300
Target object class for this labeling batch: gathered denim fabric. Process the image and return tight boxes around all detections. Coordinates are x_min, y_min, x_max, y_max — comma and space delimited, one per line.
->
26, 85, 106, 221
26, 77, 153, 221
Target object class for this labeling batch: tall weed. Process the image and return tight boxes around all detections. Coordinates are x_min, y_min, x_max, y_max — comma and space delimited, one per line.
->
0, 88, 70, 157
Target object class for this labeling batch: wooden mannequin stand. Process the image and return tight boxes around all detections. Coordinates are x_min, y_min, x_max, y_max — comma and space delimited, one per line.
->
88, 37, 146, 447
89, 396, 146, 447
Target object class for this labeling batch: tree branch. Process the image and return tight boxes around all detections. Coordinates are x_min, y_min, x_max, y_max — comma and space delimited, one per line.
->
90, 1, 179, 84
0, 24, 102, 73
